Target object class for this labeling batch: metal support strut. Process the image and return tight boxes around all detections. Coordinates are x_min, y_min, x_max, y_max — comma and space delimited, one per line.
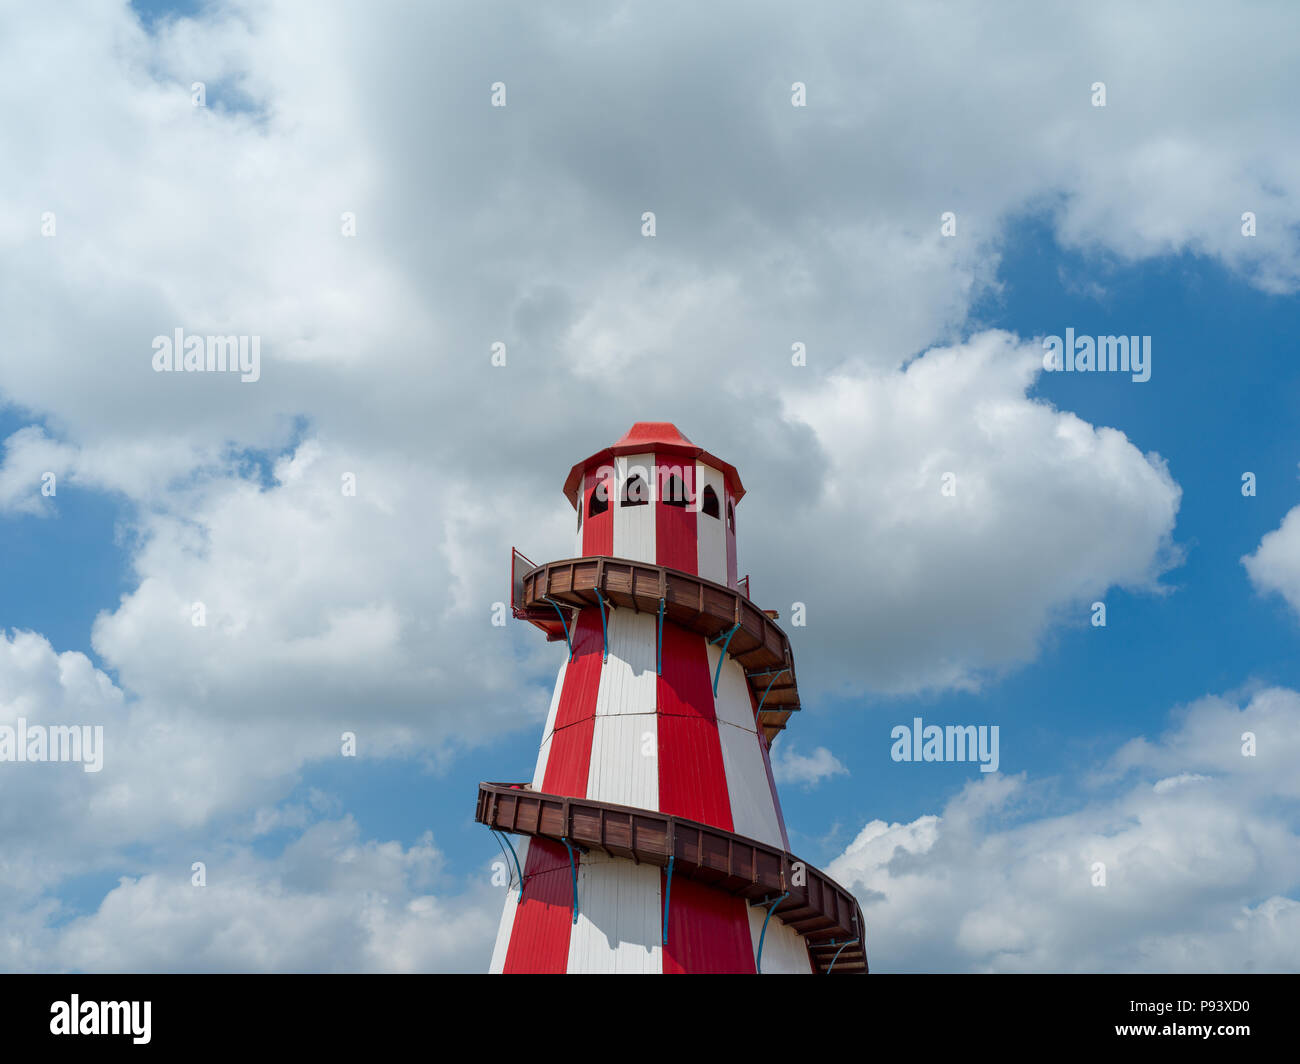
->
491, 829, 525, 901
755, 892, 789, 974
544, 596, 574, 661
827, 937, 859, 974
709, 622, 742, 696
756, 667, 789, 715
594, 588, 610, 663
662, 855, 675, 945
656, 598, 665, 676
561, 837, 579, 924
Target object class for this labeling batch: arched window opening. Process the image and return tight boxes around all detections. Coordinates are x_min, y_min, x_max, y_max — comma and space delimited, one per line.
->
588, 479, 609, 518
576, 494, 583, 532
702, 485, 720, 519
726, 500, 735, 532
621, 474, 649, 507
661, 474, 690, 508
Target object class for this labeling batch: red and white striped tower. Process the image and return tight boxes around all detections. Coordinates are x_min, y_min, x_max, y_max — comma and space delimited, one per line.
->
480, 423, 867, 974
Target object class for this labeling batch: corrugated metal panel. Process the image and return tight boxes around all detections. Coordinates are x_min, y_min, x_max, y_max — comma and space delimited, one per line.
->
574, 488, 585, 555
661, 874, 756, 974
586, 712, 658, 809
707, 644, 756, 732
725, 490, 738, 588
695, 461, 727, 584
567, 853, 663, 973
612, 452, 656, 564
654, 450, 697, 572
553, 610, 603, 733
541, 609, 603, 798
540, 655, 570, 741
657, 626, 733, 827
717, 719, 784, 848
489, 837, 531, 973
502, 839, 576, 973
756, 723, 791, 851
541, 717, 595, 797
746, 901, 813, 974
532, 732, 553, 790
657, 713, 733, 829
595, 611, 656, 716
582, 467, 613, 555
658, 625, 714, 721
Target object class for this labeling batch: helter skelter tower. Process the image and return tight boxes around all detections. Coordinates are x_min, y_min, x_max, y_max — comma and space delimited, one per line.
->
477, 423, 867, 974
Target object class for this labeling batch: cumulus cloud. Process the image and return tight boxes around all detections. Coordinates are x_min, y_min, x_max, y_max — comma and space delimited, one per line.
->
1242, 483, 1300, 621
773, 331, 1181, 693
3, 818, 500, 974
828, 688, 1300, 972
771, 743, 848, 788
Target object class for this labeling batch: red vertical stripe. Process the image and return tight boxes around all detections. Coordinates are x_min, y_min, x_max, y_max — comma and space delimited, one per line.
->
503, 840, 578, 973
655, 457, 696, 572
657, 624, 714, 720
552, 610, 603, 732
542, 609, 602, 798
658, 715, 733, 830
657, 627, 733, 830
661, 875, 756, 974
582, 468, 613, 556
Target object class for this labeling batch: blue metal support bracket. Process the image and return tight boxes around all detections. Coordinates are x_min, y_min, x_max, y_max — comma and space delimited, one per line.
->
662, 855, 675, 945
827, 937, 859, 974
561, 836, 580, 924
755, 891, 789, 974
656, 598, 665, 676
756, 667, 789, 715
491, 829, 525, 901
594, 588, 610, 663
709, 622, 742, 696
544, 596, 574, 661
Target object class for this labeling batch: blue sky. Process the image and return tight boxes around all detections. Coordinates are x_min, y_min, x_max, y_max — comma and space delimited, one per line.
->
3, 1, 1299, 972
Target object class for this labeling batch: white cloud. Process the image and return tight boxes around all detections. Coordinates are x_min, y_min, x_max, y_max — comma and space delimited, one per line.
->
9, 818, 500, 974
771, 743, 848, 788
773, 331, 1181, 693
828, 688, 1300, 972
1243, 484, 1300, 621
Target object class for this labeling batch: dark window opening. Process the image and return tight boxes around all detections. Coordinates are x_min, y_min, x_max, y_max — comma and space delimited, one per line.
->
727, 500, 735, 532
661, 474, 690, 508
702, 485, 720, 519
588, 480, 609, 517
621, 474, 649, 506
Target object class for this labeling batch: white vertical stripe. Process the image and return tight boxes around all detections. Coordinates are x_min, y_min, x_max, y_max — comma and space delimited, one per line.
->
717, 719, 784, 848
695, 461, 727, 583
567, 853, 664, 973
532, 656, 570, 786
595, 611, 657, 716
488, 837, 532, 973
747, 901, 813, 974
532, 733, 553, 790
707, 644, 757, 732
586, 712, 658, 809
612, 452, 656, 563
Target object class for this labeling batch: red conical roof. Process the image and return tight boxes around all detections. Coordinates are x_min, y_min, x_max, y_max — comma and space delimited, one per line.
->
613, 422, 695, 449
